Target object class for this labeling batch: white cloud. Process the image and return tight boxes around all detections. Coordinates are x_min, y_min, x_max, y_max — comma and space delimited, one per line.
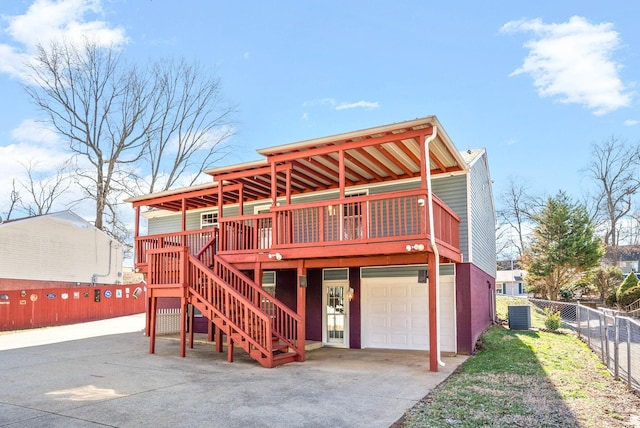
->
624, 119, 639, 126
335, 100, 379, 110
501, 16, 632, 115
0, 0, 128, 81
0, 120, 79, 217
302, 98, 337, 108
302, 98, 379, 111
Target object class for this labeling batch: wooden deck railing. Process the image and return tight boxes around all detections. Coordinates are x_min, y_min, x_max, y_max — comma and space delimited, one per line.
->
211, 255, 301, 351
188, 255, 274, 364
136, 229, 217, 268
215, 189, 460, 254
146, 245, 301, 367
136, 190, 460, 265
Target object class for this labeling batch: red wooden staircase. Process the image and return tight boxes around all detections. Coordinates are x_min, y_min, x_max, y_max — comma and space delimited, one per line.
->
146, 241, 303, 368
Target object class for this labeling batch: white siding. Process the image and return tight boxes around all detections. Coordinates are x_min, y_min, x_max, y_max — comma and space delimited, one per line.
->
0, 211, 123, 284
432, 174, 469, 262
468, 152, 496, 276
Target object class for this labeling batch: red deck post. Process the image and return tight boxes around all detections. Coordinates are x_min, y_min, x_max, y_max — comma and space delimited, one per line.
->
180, 296, 187, 357
149, 295, 157, 354
428, 252, 438, 372
189, 304, 195, 349
297, 261, 307, 362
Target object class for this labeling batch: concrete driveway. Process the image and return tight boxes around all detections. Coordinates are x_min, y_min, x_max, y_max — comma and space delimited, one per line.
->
0, 314, 467, 427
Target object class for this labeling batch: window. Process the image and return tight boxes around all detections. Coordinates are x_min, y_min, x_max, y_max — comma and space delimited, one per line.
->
344, 190, 367, 217
261, 271, 276, 316
201, 212, 218, 229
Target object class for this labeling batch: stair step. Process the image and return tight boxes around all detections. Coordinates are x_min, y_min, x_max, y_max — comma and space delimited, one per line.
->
272, 351, 298, 367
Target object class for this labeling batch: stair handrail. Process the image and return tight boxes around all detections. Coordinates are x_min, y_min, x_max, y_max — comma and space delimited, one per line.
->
212, 255, 302, 353
188, 255, 273, 360
625, 296, 640, 313
195, 230, 217, 267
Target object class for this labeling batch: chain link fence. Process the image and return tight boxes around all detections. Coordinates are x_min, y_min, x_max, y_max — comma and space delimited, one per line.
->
521, 297, 640, 393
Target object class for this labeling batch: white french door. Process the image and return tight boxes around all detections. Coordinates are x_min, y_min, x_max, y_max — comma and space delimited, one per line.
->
322, 281, 349, 347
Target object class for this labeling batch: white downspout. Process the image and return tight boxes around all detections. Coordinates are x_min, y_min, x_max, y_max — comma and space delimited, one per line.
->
425, 126, 445, 367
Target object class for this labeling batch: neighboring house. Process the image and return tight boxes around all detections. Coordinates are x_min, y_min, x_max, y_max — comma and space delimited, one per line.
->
0, 211, 123, 285
0, 210, 145, 330
602, 245, 640, 275
496, 269, 527, 296
127, 116, 496, 371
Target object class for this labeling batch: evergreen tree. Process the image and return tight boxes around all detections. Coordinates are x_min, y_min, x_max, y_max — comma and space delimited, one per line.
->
524, 191, 604, 301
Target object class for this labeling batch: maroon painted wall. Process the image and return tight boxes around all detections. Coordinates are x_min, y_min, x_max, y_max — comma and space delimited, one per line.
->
305, 269, 323, 342
274, 269, 297, 312
0, 280, 146, 331
348, 267, 361, 349
456, 263, 495, 354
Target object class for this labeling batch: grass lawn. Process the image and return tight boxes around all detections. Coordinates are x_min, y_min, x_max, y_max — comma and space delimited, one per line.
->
395, 297, 640, 427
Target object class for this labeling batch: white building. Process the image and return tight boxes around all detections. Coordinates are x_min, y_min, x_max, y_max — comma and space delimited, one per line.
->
496, 269, 527, 296
0, 211, 123, 286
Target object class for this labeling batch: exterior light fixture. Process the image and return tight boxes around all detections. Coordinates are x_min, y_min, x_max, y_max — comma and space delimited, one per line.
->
268, 253, 283, 261
417, 198, 425, 207
406, 244, 425, 252
347, 287, 355, 301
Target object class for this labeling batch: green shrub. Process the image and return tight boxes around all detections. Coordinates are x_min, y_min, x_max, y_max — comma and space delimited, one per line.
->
558, 289, 574, 301
605, 292, 617, 307
618, 285, 640, 308
617, 272, 639, 300
544, 307, 561, 331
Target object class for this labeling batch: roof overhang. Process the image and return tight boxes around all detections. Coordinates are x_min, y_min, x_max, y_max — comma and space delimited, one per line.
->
128, 116, 468, 211
206, 115, 467, 202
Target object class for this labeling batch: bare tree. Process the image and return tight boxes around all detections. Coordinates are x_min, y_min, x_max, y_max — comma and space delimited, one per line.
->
1, 180, 22, 221
584, 136, 640, 263
23, 40, 235, 241
497, 176, 542, 259
19, 159, 73, 216
142, 58, 236, 194
23, 39, 156, 237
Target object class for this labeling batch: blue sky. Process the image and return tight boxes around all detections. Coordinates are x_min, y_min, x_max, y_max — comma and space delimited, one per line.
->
1, 0, 640, 220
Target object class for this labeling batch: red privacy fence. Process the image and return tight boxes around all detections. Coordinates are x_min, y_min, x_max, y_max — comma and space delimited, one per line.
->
0, 285, 147, 331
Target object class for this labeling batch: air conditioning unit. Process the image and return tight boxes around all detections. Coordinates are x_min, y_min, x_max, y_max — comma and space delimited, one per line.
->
508, 305, 531, 330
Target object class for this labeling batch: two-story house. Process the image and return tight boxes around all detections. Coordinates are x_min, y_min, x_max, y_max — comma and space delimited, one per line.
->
126, 116, 496, 371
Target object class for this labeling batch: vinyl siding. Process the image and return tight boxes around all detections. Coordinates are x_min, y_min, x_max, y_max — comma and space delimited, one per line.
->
468, 152, 496, 276
0, 212, 123, 284
146, 176, 471, 262
431, 174, 469, 262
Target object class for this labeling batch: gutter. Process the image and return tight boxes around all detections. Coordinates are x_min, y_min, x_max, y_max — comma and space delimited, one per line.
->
92, 240, 113, 285
425, 126, 446, 368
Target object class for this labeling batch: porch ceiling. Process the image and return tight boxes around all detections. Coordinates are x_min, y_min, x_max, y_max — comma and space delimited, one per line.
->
126, 116, 467, 211
207, 116, 466, 203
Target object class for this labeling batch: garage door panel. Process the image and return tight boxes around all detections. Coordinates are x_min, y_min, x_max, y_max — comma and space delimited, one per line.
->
390, 287, 409, 298
362, 275, 455, 352
409, 334, 429, 347
409, 317, 428, 329
389, 302, 408, 313
370, 287, 388, 298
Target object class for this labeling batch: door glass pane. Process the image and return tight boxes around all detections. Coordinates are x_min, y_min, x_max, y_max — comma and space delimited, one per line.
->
327, 286, 345, 341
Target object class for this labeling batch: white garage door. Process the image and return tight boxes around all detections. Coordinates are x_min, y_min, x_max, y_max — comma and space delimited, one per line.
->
361, 274, 455, 352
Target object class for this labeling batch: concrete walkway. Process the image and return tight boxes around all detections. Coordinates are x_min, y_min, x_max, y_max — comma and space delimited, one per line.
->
0, 315, 467, 427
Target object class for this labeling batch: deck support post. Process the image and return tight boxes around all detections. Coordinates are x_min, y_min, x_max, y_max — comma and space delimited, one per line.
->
227, 334, 234, 362
189, 304, 195, 349
297, 261, 307, 362
179, 296, 187, 357
149, 296, 157, 354
215, 325, 223, 353
428, 252, 438, 372
145, 294, 151, 337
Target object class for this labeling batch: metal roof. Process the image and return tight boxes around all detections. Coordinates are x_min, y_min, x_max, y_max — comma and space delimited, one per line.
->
128, 116, 468, 211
